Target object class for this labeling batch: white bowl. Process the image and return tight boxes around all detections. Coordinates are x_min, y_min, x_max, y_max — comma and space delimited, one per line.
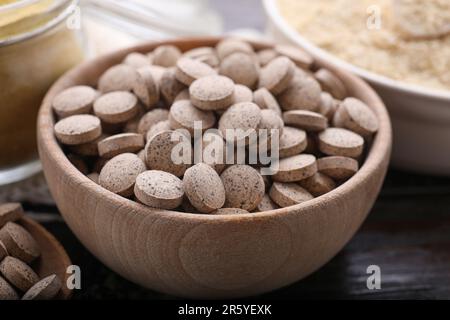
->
263, 0, 450, 175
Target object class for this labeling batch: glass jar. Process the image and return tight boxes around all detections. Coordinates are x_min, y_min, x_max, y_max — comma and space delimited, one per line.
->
0, 0, 85, 185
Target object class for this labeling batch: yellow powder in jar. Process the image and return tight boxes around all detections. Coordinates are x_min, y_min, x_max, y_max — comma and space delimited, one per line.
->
0, 0, 56, 40
0, 0, 18, 5
0, 0, 84, 169
277, 0, 450, 91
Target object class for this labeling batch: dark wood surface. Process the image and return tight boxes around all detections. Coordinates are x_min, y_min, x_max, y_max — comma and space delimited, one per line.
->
6, 0, 450, 300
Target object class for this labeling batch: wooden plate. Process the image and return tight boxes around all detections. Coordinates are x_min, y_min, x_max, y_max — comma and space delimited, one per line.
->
19, 216, 72, 299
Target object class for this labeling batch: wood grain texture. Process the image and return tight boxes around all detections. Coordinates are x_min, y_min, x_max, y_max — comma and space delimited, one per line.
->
36, 37, 392, 298
20, 216, 72, 299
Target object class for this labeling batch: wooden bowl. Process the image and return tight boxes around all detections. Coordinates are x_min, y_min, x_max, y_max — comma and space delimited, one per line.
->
19, 216, 72, 299
37, 37, 392, 299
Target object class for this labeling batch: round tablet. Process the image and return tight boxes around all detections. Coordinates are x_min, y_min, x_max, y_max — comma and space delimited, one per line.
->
0, 256, 39, 292
152, 45, 182, 67
22, 274, 62, 300
145, 130, 192, 177
169, 100, 216, 134
220, 165, 265, 211
299, 173, 336, 197
318, 128, 364, 158
98, 133, 145, 159
233, 84, 253, 103
257, 48, 278, 66
273, 154, 317, 182
216, 38, 254, 60
269, 182, 313, 208
137, 109, 170, 135
123, 113, 144, 134
174, 89, 190, 102
133, 66, 160, 109
333, 97, 379, 138
212, 208, 249, 215
256, 194, 279, 212
185, 49, 220, 68
259, 109, 284, 133
0, 222, 41, 264
275, 44, 314, 69
160, 67, 186, 105
279, 127, 307, 158
123, 52, 150, 69
99, 153, 146, 197
181, 197, 200, 213
69, 134, 107, 157
146, 65, 166, 85
98, 64, 138, 93
317, 156, 359, 180
183, 46, 216, 60
258, 56, 295, 95
315, 68, 347, 100
134, 170, 184, 210
0, 275, 18, 300
94, 91, 139, 124
219, 52, 259, 88
257, 109, 284, 148
52, 86, 98, 118
126, 110, 149, 134
253, 88, 282, 115
183, 163, 226, 213
318, 92, 338, 121
190, 75, 235, 111
0, 241, 7, 261
54, 114, 102, 145
0, 203, 24, 228
218, 102, 262, 144
278, 72, 322, 112
146, 120, 172, 141
283, 110, 328, 132
175, 57, 216, 86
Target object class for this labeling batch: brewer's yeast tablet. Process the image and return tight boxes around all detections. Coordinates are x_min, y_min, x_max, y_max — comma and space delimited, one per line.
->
134, 170, 184, 210
220, 165, 265, 211
22, 275, 62, 300
269, 182, 313, 208
183, 163, 226, 213
0, 256, 39, 292
318, 128, 364, 158
54, 115, 102, 146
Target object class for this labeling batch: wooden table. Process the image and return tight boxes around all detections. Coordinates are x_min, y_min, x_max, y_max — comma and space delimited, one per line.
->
3, 0, 450, 300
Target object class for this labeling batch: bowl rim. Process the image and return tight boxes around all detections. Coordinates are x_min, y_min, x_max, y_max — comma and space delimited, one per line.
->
263, 0, 450, 102
38, 36, 392, 223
